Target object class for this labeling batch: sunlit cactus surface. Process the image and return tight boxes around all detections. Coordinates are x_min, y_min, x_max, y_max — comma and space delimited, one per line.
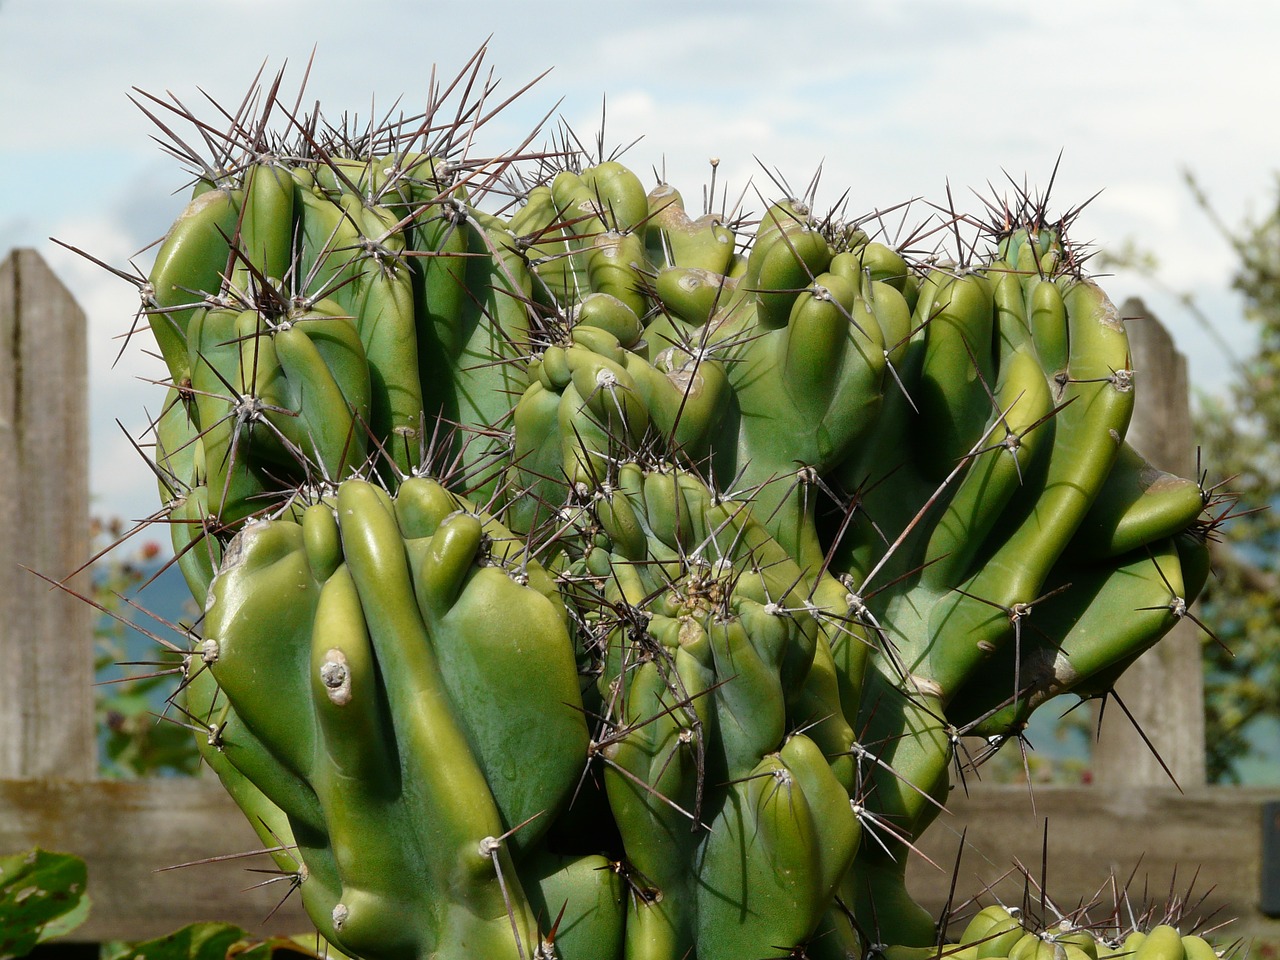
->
90, 51, 1232, 960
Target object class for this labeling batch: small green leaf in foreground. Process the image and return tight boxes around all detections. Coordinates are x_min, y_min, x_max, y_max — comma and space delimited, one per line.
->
0, 848, 90, 959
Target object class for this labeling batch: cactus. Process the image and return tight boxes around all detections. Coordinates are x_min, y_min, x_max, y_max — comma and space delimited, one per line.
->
869, 904, 1233, 960
97, 53, 1231, 960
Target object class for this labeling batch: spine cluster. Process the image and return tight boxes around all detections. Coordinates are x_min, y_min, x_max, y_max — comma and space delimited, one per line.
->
104, 56, 1228, 960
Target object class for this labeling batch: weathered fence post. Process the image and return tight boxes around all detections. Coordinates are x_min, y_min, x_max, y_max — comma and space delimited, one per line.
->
0, 247, 94, 781
1090, 297, 1207, 788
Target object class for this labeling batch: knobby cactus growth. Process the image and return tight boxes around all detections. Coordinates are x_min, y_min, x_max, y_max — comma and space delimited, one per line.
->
86, 51, 1232, 960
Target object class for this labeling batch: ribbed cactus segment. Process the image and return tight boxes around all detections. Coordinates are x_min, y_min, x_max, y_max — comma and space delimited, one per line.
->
195, 479, 586, 960
108, 56, 1228, 960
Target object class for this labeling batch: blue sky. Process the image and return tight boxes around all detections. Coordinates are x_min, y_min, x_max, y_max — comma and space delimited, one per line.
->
3, 0, 1279, 523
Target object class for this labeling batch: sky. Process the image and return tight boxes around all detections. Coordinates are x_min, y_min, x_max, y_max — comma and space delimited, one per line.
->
3, 0, 1280, 526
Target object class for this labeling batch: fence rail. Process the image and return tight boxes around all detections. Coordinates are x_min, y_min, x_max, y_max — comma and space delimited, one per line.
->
1, 248, 1276, 943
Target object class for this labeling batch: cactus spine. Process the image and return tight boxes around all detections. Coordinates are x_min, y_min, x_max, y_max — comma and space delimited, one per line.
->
100, 54, 1228, 960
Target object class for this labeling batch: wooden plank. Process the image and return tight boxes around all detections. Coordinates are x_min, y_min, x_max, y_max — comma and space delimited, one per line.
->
0, 778, 1274, 943
0, 249, 94, 780
908, 785, 1278, 938
1091, 299, 1206, 788
0, 778, 309, 941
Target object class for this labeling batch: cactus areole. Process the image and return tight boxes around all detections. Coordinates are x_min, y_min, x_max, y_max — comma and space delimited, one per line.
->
107, 53, 1225, 960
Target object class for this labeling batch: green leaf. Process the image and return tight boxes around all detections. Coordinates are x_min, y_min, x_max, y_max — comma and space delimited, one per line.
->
229, 935, 323, 960
105, 922, 247, 960
0, 849, 90, 959
104, 924, 329, 960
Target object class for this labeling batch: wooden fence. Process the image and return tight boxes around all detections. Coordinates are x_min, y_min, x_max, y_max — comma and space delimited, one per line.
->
1, 247, 1277, 944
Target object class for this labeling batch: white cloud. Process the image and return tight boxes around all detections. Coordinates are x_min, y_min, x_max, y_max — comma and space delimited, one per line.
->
41, 213, 170, 524
3, 0, 1278, 522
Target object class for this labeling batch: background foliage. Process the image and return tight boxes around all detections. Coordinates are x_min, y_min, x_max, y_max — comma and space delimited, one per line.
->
91, 517, 199, 778
1181, 173, 1280, 784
